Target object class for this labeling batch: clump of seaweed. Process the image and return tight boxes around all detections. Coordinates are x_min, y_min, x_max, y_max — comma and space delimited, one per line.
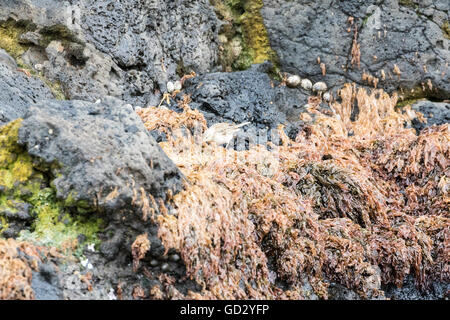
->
136, 83, 448, 299
0, 238, 51, 300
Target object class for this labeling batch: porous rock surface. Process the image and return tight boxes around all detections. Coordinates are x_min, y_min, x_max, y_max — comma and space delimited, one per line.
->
261, 0, 449, 99
0, 61, 54, 124
1, 0, 220, 105
17, 97, 184, 214
184, 63, 311, 141
410, 100, 450, 132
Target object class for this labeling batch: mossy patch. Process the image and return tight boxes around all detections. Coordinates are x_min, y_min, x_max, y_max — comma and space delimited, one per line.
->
398, 0, 418, 9
0, 19, 67, 100
0, 120, 102, 250
38, 24, 81, 48
18, 187, 102, 249
396, 84, 433, 108
0, 18, 35, 61
442, 21, 450, 40
211, 0, 278, 71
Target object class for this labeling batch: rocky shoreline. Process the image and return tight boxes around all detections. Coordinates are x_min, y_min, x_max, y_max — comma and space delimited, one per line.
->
0, 0, 448, 300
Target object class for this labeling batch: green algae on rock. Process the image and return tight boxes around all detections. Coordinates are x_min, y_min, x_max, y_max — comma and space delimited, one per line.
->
212, 0, 278, 71
0, 19, 66, 100
0, 119, 102, 249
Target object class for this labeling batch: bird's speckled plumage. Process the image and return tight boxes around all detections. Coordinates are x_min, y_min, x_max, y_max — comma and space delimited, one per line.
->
203, 122, 250, 146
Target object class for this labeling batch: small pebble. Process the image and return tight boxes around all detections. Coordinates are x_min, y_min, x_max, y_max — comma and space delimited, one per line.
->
87, 243, 96, 252
173, 80, 182, 91
161, 263, 169, 272
107, 288, 117, 300
34, 63, 43, 71
286, 75, 301, 88
166, 81, 175, 93
150, 259, 159, 267
301, 79, 313, 90
169, 254, 180, 262
313, 81, 327, 92
323, 92, 332, 102
80, 258, 93, 270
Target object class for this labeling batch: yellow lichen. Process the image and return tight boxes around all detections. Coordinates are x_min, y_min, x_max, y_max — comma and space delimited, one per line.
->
211, 0, 278, 71
0, 120, 101, 250
0, 19, 32, 61
0, 19, 66, 100
240, 0, 276, 64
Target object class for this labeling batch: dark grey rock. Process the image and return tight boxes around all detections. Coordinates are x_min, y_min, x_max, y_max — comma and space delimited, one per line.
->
0, 63, 54, 124
32, 263, 63, 300
261, 0, 450, 99
383, 276, 449, 300
410, 100, 450, 132
184, 64, 310, 142
17, 97, 184, 216
1, 0, 220, 106
0, 48, 17, 69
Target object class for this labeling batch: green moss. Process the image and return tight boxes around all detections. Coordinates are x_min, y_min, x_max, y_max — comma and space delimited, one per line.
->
0, 19, 67, 100
0, 120, 102, 249
0, 18, 35, 61
442, 21, 450, 40
239, 0, 277, 65
398, 0, 418, 9
19, 188, 102, 248
395, 84, 431, 108
396, 97, 426, 108
211, 0, 278, 71
38, 25, 81, 47
0, 120, 34, 189
0, 216, 8, 234
40, 76, 66, 101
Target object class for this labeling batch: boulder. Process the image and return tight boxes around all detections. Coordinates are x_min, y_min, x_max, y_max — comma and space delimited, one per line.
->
261, 0, 450, 99
184, 64, 311, 141
0, 0, 220, 106
410, 100, 450, 132
17, 97, 184, 216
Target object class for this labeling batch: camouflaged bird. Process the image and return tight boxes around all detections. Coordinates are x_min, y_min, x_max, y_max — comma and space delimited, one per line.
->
203, 122, 250, 147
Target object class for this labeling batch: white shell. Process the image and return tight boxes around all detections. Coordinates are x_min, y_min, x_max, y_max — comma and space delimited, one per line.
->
166, 81, 175, 93
286, 75, 301, 88
173, 80, 182, 91
301, 79, 313, 90
313, 81, 327, 92
323, 92, 332, 102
